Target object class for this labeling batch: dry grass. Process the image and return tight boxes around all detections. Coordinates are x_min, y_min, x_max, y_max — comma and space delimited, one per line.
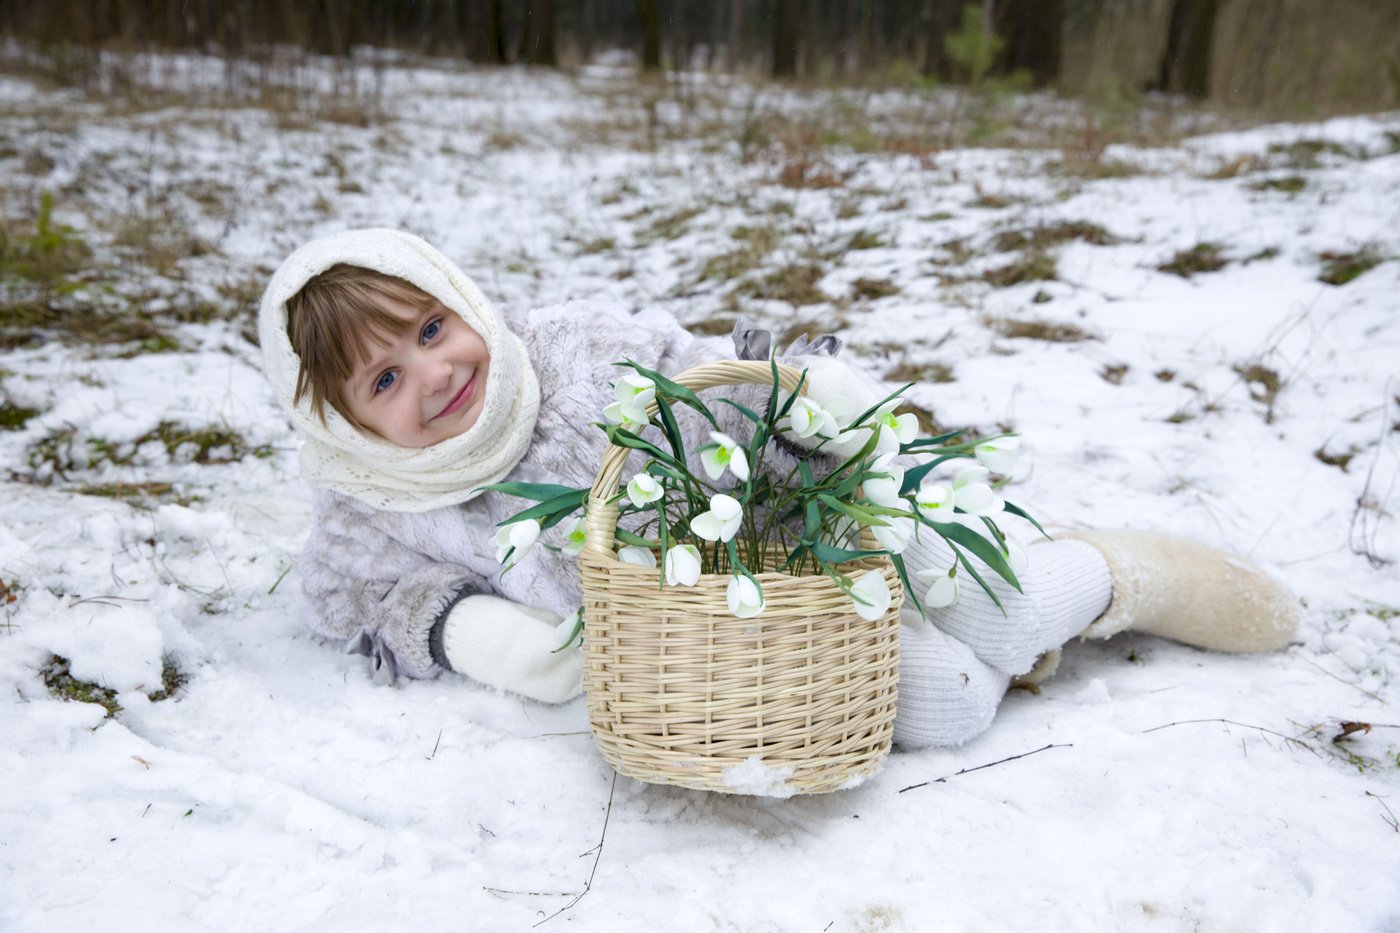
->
1318, 248, 1383, 286
1157, 243, 1227, 278
983, 251, 1058, 288
985, 315, 1096, 342
991, 220, 1120, 253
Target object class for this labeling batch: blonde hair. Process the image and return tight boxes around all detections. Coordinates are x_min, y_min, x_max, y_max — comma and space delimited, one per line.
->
285, 264, 437, 428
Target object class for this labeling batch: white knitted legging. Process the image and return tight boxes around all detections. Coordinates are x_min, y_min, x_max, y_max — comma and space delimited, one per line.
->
892, 536, 1112, 749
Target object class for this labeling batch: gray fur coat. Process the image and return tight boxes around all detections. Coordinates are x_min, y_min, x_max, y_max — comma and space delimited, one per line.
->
298, 300, 807, 680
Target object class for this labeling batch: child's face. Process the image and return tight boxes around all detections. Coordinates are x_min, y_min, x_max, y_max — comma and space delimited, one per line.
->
339, 293, 490, 448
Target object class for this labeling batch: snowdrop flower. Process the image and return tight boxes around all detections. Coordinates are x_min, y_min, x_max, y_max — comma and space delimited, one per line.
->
626, 472, 664, 508
914, 480, 956, 524
868, 400, 919, 456
700, 432, 750, 482
871, 515, 915, 554
951, 465, 1005, 517
494, 519, 541, 567
617, 546, 657, 568
863, 452, 908, 510
561, 516, 587, 556
849, 570, 892, 622
785, 396, 842, 440
916, 566, 959, 608
726, 575, 765, 618
975, 435, 1021, 474
664, 544, 703, 586
603, 374, 656, 428
1002, 538, 1029, 576
690, 493, 744, 542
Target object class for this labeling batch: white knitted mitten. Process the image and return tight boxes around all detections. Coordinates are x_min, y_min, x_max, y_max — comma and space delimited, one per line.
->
439, 595, 583, 703
785, 354, 890, 458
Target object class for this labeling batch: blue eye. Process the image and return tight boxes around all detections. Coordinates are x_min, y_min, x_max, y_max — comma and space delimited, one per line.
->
373, 371, 398, 394
421, 319, 442, 344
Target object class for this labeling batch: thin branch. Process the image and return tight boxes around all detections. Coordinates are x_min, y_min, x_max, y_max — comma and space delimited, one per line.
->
425, 729, 442, 761
1288, 648, 1386, 703
534, 771, 617, 926
1140, 717, 1320, 758
1367, 791, 1399, 833
897, 742, 1071, 793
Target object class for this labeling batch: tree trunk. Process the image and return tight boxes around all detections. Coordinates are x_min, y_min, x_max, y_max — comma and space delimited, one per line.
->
522, 0, 556, 66
639, 0, 661, 72
726, 0, 744, 71
1157, 0, 1219, 96
466, 0, 505, 63
772, 0, 800, 77
922, 0, 963, 79
995, 0, 1062, 85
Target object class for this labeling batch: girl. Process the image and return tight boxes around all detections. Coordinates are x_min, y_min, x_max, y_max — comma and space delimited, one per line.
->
258, 228, 1299, 748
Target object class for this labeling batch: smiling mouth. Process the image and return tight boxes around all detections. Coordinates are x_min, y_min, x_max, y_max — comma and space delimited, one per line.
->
433, 371, 476, 421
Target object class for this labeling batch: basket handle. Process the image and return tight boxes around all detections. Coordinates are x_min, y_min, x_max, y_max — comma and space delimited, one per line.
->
583, 360, 807, 556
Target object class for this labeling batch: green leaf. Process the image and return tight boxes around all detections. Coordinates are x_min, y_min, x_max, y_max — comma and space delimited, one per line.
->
774, 364, 808, 422
899, 452, 983, 494
818, 493, 890, 527
827, 427, 882, 478
850, 382, 914, 427
645, 461, 686, 482
900, 430, 967, 450
810, 539, 885, 563
890, 553, 925, 620
1004, 500, 1050, 539
654, 396, 687, 464
481, 481, 587, 502
614, 528, 660, 548
803, 499, 821, 543
716, 396, 764, 427
928, 520, 1021, 592
499, 489, 588, 528
951, 545, 1005, 614
615, 360, 717, 428
551, 607, 584, 653
605, 425, 682, 468
781, 542, 811, 572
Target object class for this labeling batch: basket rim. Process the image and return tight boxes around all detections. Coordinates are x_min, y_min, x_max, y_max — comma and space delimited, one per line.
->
578, 546, 898, 586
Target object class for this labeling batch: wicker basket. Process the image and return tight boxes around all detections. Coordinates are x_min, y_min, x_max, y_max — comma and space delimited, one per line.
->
579, 360, 902, 795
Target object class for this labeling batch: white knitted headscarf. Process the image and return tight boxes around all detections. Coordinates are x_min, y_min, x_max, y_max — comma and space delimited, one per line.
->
258, 228, 540, 513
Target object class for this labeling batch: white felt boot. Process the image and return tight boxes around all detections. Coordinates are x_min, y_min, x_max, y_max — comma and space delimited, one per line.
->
1062, 531, 1300, 653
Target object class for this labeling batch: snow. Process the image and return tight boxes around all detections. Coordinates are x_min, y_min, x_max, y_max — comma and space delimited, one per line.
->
1, 54, 1398, 931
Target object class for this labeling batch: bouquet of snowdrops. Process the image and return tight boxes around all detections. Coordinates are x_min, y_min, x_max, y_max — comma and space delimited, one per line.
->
486, 358, 1039, 630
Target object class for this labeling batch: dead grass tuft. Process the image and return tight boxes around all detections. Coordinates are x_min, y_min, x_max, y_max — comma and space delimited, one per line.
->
1318, 248, 1382, 286
1157, 243, 1227, 278
850, 277, 900, 300
985, 315, 1096, 342
992, 220, 1120, 253
885, 360, 955, 384
983, 251, 1058, 288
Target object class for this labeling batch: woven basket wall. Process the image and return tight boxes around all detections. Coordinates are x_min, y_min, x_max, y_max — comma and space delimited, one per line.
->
579, 361, 903, 795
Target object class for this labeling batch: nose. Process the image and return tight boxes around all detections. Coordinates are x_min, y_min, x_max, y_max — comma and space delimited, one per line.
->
419, 356, 453, 396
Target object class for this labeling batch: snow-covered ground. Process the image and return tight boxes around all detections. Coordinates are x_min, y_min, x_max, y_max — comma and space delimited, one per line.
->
1, 54, 1398, 931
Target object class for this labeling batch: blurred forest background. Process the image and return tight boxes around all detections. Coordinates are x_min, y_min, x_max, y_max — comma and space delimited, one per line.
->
1, 0, 1398, 115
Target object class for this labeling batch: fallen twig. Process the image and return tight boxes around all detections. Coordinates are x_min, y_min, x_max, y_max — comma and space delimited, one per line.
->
534, 771, 617, 926
1288, 648, 1386, 703
1367, 791, 1399, 833
1141, 717, 1319, 757
897, 743, 1071, 793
